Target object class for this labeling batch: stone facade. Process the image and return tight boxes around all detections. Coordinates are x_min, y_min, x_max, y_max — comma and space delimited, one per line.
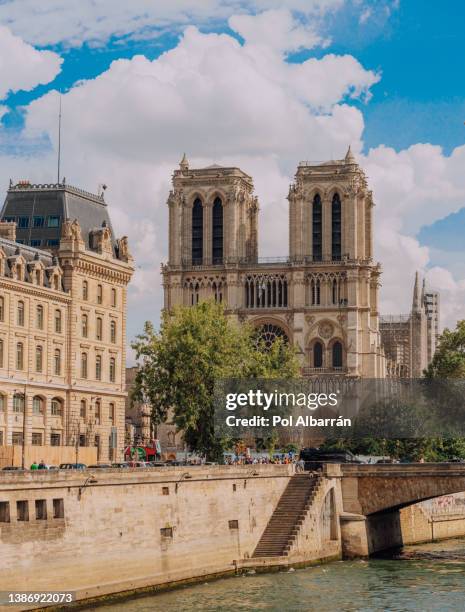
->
162, 150, 385, 378
0, 183, 133, 465
380, 272, 440, 378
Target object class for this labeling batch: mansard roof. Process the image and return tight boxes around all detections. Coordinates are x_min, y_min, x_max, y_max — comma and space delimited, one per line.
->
0, 181, 116, 254
0, 236, 63, 290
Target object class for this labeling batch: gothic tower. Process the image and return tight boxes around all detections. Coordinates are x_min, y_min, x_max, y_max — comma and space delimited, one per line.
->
162, 150, 385, 378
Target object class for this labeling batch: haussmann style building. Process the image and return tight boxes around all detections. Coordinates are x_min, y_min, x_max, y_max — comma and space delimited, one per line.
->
0, 181, 133, 466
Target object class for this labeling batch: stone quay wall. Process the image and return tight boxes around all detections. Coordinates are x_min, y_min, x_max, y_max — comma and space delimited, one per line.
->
0, 464, 341, 608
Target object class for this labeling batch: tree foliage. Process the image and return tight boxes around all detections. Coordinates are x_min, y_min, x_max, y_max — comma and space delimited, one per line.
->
132, 301, 300, 461
425, 320, 465, 379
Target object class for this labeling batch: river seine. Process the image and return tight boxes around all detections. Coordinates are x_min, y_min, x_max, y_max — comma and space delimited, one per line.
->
101, 539, 465, 611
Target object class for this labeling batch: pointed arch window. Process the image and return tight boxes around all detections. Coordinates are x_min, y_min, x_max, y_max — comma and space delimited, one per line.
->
313, 341, 323, 368
212, 197, 223, 264
311, 278, 321, 306
332, 193, 342, 261
312, 194, 322, 261
192, 198, 203, 265
332, 341, 343, 368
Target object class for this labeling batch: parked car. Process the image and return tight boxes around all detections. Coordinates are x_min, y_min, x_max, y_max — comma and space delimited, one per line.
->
87, 463, 112, 469
126, 460, 148, 468
147, 461, 166, 467
111, 462, 130, 468
59, 463, 87, 470
1, 466, 24, 471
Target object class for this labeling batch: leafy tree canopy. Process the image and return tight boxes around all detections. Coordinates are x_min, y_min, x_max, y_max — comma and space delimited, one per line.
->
132, 301, 300, 461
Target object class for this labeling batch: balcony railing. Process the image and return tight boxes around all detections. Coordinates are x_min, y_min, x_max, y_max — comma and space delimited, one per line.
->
169, 254, 360, 270
302, 367, 348, 376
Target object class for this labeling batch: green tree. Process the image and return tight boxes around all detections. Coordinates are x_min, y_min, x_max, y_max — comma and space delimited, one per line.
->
132, 301, 300, 461
425, 320, 465, 378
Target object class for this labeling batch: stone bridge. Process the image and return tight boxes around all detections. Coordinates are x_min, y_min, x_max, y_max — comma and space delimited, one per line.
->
334, 463, 465, 557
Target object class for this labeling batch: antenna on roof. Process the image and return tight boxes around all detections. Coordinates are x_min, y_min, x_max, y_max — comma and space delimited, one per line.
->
57, 92, 62, 184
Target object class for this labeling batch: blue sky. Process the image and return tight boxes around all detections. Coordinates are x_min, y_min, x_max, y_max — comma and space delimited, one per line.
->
0, 0, 464, 335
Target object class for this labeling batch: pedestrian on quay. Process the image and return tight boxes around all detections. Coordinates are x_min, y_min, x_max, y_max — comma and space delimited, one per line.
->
30, 461, 38, 470
38, 459, 47, 469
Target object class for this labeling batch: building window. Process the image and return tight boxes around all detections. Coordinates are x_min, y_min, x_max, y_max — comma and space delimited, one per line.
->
192, 198, 203, 265
30, 239, 41, 247
96, 317, 103, 341
35, 345, 43, 372
17, 216, 29, 229
109, 402, 115, 423
16, 342, 24, 370
35, 499, 47, 520
47, 239, 60, 247
13, 394, 24, 413
0, 295, 4, 321
50, 433, 60, 446
12, 432, 23, 445
82, 314, 88, 337
332, 341, 343, 368
314, 341, 323, 368
80, 400, 86, 419
97, 284, 103, 305
32, 432, 43, 446
16, 500, 29, 522
311, 278, 321, 306
312, 193, 322, 261
79, 434, 86, 447
81, 352, 88, 378
0, 339, 3, 368
332, 193, 342, 261
33, 216, 45, 228
17, 301, 25, 326
54, 348, 61, 375
53, 275, 60, 291
111, 288, 116, 307
0, 501, 10, 522
82, 280, 88, 301
0, 395, 4, 412
95, 355, 102, 380
54, 309, 62, 333
95, 402, 101, 424
47, 215, 60, 228
212, 196, 223, 264
32, 396, 44, 415
110, 320, 116, 343
51, 398, 63, 417
109, 357, 116, 382
36, 305, 44, 329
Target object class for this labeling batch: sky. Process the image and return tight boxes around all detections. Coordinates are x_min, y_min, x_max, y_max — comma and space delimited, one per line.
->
0, 0, 464, 357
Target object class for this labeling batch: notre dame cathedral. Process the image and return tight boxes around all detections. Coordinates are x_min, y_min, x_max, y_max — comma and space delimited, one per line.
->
162, 148, 389, 378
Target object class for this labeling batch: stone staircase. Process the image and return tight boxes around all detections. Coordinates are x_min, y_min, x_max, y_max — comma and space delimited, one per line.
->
252, 473, 321, 558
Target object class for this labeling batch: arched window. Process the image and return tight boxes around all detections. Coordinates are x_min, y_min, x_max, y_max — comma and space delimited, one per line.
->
17, 301, 25, 326
36, 305, 44, 329
54, 309, 62, 333
81, 353, 88, 379
314, 341, 323, 368
332, 341, 343, 368
192, 198, 203, 264
35, 345, 43, 372
33, 396, 44, 415
95, 355, 102, 380
82, 314, 88, 337
82, 280, 88, 300
312, 194, 322, 261
51, 398, 63, 416
80, 400, 86, 418
110, 320, 116, 343
97, 284, 103, 305
0, 339, 3, 367
54, 348, 61, 375
332, 193, 342, 260
332, 278, 338, 305
109, 357, 116, 382
16, 342, 24, 370
311, 278, 321, 306
96, 317, 103, 341
111, 288, 117, 307
255, 323, 288, 351
212, 197, 223, 264
0, 295, 4, 321
109, 402, 115, 423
